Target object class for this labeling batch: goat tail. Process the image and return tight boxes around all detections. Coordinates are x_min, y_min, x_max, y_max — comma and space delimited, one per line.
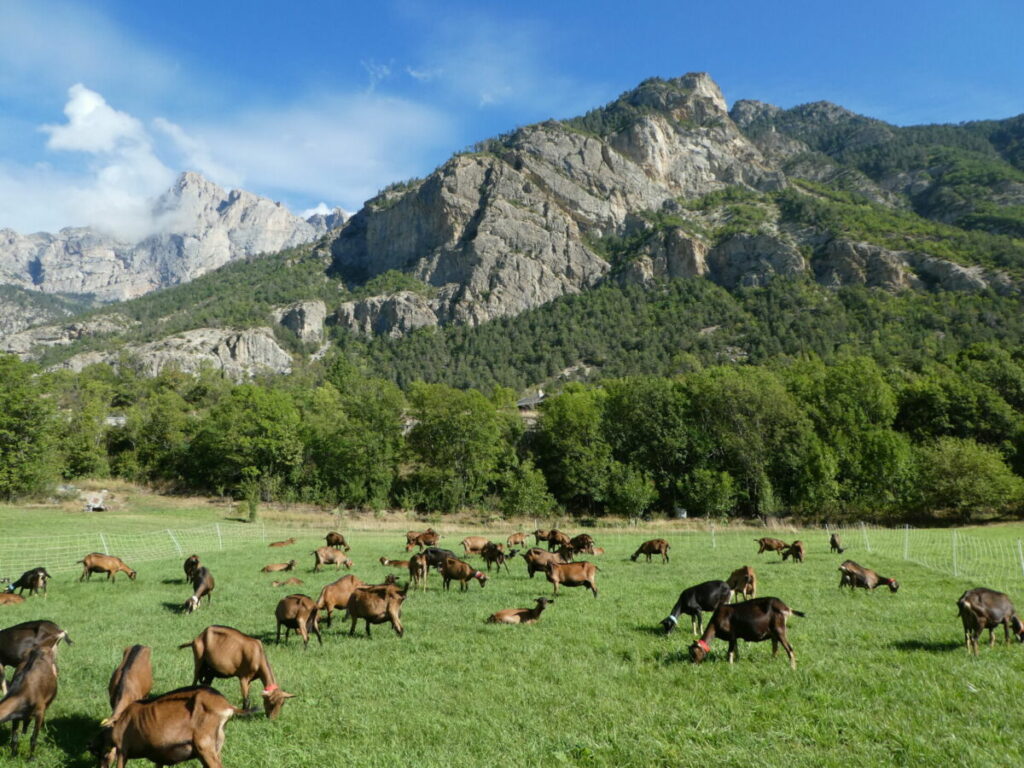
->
58, 630, 73, 646
177, 641, 194, 650
789, 609, 807, 618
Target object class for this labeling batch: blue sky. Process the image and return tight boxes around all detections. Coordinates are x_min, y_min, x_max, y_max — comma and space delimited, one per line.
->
1, 0, 1021, 237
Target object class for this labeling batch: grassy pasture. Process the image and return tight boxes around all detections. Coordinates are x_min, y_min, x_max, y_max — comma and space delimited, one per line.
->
2, 502, 1024, 767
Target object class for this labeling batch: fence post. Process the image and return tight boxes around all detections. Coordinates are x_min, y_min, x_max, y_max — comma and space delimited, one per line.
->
903, 525, 909, 560
1017, 540, 1024, 580
710, 523, 716, 549
952, 531, 958, 578
216, 524, 223, 551
99, 533, 110, 555
860, 522, 872, 553
167, 529, 183, 558
260, 522, 267, 544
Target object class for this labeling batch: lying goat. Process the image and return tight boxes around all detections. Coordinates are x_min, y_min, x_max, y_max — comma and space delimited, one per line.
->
487, 597, 553, 625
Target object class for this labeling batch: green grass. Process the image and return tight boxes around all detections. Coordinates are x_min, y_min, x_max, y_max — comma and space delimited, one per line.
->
2, 503, 1024, 766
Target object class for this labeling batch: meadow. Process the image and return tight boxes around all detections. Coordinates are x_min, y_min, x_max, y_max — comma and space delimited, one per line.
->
2, 497, 1024, 767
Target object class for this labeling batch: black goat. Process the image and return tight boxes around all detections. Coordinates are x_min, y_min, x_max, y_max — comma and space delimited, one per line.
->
4, 568, 51, 597
421, 547, 459, 570
661, 580, 733, 636
689, 597, 805, 669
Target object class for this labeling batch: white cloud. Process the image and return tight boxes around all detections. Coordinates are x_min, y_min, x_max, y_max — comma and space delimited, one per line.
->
302, 202, 332, 218
42, 84, 148, 154
152, 117, 242, 189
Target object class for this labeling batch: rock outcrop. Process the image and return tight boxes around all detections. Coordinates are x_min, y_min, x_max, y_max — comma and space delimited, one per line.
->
272, 300, 327, 343
0, 314, 135, 356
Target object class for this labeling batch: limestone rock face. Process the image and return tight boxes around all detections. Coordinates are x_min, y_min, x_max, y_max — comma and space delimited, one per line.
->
616, 229, 709, 287
0, 172, 335, 302
708, 234, 807, 288
1, 314, 135, 356
55, 327, 292, 380
272, 300, 327, 343
332, 292, 439, 338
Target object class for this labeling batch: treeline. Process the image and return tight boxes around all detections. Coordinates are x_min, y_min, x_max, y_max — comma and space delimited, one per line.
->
3, 343, 1023, 523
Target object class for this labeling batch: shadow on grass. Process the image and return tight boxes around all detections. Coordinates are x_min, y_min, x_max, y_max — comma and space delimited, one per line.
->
47, 713, 97, 768
160, 578, 187, 585
654, 649, 691, 666
892, 639, 962, 653
634, 624, 666, 637
160, 601, 186, 614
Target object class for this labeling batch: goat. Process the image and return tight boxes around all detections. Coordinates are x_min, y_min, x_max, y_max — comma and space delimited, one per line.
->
0, 595, 25, 607
521, 547, 564, 578
556, 545, 576, 563
312, 547, 352, 572
482, 543, 514, 573
661, 580, 733, 635
545, 561, 599, 598
106, 645, 153, 725
271, 577, 304, 587
92, 686, 239, 768
261, 560, 297, 573
727, 566, 757, 602
0, 640, 59, 757
507, 532, 527, 548
346, 582, 408, 637
379, 557, 410, 569
546, 529, 572, 552
829, 533, 845, 554
782, 541, 805, 563
78, 553, 137, 582
179, 625, 294, 718
689, 597, 805, 669
275, 594, 322, 649
183, 554, 200, 583
409, 553, 429, 590
957, 587, 1024, 655
532, 529, 551, 546
268, 537, 296, 548
631, 539, 671, 564
421, 547, 459, 570
440, 557, 488, 591
461, 536, 491, 556
315, 575, 366, 627
404, 528, 439, 551
325, 532, 351, 551
755, 537, 788, 558
184, 567, 215, 613
591, 547, 605, 556
0, 620, 72, 696
5, 567, 51, 597
570, 534, 595, 554
838, 560, 899, 592
487, 597, 554, 625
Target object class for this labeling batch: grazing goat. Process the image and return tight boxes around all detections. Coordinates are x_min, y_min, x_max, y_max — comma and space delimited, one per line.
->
275, 594, 322, 648
546, 529, 572, 552
312, 547, 352, 572
0, 595, 24, 607
106, 645, 152, 725
346, 583, 408, 637
184, 567, 215, 613
5, 567, 51, 597
179, 625, 294, 717
482, 543, 513, 573
661, 580, 733, 635
271, 577, 304, 587
325, 532, 351, 551
78, 553, 137, 582
755, 537, 788, 558
409, 553, 429, 590
487, 597, 554, 625
379, 557, 410, 569
0, 621, 72, 696
829, 533, 845, 554
183, 555, 200, 583
957, 587, 1024, 655
268, 537, 296, 548
315, 575, 366, 627
689, 597, 805, 669
727, 566, 757, 602
261, 560, 297, 573
421, 547, 459, 570
782, 541, 805, 563
532, 529, 551, 546
556, 545, 576, 563
0, 641, 59, 757
507, 532, 527, 548
546, 561, 599, 598
405, 528, 439, 551
570, 534, 595, 554
521, 548, 564, 578
92, 686, 238, 768
440, 557, 488, 591
631, 539, 671, 564
838, 560, 899, 592
461, 536, 491, 556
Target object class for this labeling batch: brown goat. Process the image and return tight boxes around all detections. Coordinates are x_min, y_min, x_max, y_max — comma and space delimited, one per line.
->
461, 536, 491, 556
315, 575, 367, 627
184, 567, 216, 613
727, 566, 757, 602
546, 561, 599, 598
183, 554, 200, 583
755, 537, 788, 558
440, 557, 488, 591
957, 587, 1024, 655
689, 597, 804, 669
78, 553, 137, 582
106, 645, 153, 725
0, 621, 71, 696
404, 528, 440, 551
521, 547, 565, 578
631, 539, 671, 563
782, 541, 805, 563
482, 542, 513, 573
546, 529, 572, 552
268, 537, 296, 548
556, 545, 576, 563
325, 532, 351, 551
93, 686, 238, 768
532, 529, 551, 546
346, 583, 408, 637
829, 533, 845, 554
591, 547, 605, 556
409, 553, 429, 590
838, 560, 899, 592
0, 640, 59, 757
271, 577, 304, 587
379, 557, 410, 569
0, 594, 25, 607
261, 560, 297, 573
507, 532, 527, 548
179, 625, 294, 718
487, 597, 553, 625
312, 547, 352, 572
570, 534, 595, 554
275, 594, 322, 648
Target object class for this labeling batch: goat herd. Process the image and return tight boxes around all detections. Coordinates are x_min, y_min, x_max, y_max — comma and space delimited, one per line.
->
0, 526, 1022, 765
